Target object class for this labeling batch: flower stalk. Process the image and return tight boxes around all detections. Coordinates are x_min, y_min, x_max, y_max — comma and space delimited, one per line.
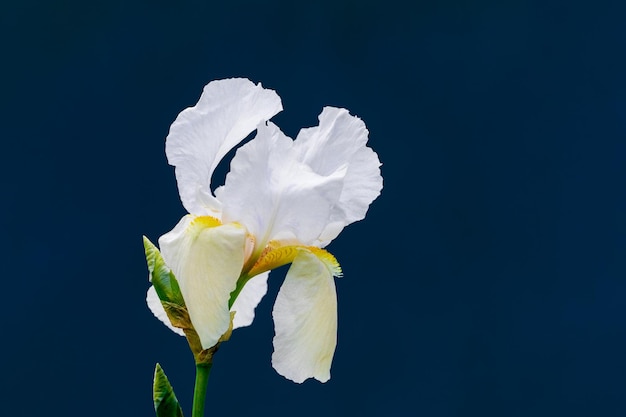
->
192, 363, 212, 417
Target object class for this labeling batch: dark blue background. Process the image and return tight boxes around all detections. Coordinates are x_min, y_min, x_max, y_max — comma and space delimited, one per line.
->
2, 1, 626, 416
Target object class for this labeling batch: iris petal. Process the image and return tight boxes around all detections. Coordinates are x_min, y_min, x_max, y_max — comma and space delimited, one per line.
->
166, 78, 282, 216
159, 215, 246, 349
218, 122, 344, 247
271, 249, 338, 383
294, 107, 383, 245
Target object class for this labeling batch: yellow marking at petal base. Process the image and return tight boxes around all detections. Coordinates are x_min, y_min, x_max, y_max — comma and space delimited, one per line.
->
248, 243, 342, 278
248, 244, 300, 277
190, 216, 222, 229
306, 247, 343, 278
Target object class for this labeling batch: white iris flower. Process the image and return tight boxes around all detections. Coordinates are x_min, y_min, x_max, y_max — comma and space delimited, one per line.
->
147, 78, 382, 383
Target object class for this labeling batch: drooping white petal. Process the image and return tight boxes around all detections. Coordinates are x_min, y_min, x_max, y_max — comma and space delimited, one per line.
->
294, 107, 383, 245
146, 286, 186, 336
166, 78, 283, 215
230, 272, 269, 329
158, 215, 246, 349
271, 249, 338, 383
217, 122, 345, 247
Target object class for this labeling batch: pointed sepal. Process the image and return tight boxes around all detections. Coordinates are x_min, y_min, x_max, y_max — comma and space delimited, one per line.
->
144, 236, 193, 331
144, 236, 185, 307
153, 363, 184, 417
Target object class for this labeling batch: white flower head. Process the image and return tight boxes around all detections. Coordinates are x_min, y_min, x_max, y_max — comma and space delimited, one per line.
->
147, 78, 383, 383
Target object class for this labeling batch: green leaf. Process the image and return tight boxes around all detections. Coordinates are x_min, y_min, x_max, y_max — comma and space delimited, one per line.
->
143, 236, 185, 307
153, 363, 184, 417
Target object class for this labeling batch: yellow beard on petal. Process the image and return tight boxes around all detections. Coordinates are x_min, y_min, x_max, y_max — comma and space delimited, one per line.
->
305, 247, 342, 278
190, 215, 222, 229
247, 242, 342, 278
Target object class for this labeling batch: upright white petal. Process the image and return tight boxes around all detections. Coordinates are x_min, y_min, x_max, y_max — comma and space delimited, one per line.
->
230, 272, 269, 329
159, 215, 246, 349
146, 286, 186, 336
295, 107, 383, 244
217, 122, 345, 247
271, 249, 338, 383
166, 78, 283, 215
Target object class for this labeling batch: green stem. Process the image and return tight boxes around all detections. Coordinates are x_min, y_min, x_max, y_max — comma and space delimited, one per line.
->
228, 274, 250, 309
192, 363, 212, 417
